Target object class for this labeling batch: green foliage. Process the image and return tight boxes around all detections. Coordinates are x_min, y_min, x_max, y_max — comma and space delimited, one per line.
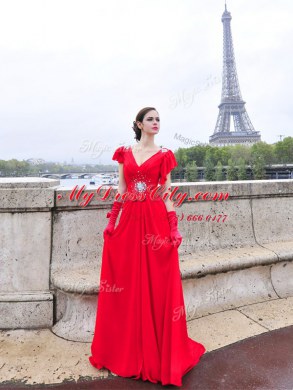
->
0, 159, 107, 177
204, 154, 215, 181
185, 160, 198, 182
0, 159, 31, 176
250, 141, 275, 165
215, 160, 225, 181
230, 144, 252, 164
181, 145, 206, 167
274, 137, 293, 163
251, 154, 266, 179
226, 158, 238, 181
172, 137, 292, 182
1, 137, 292, 179
175, 148, 189, 167
236, 157, 247, 180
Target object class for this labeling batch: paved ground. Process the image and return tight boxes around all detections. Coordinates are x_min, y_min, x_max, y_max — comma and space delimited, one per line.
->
1, 296, 293, 389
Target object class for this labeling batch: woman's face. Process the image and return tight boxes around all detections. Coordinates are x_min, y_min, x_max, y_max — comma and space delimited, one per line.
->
138, 110, 160, 134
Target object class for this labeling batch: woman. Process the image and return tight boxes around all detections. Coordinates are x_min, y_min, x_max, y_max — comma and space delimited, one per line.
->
88, 107, 206, 387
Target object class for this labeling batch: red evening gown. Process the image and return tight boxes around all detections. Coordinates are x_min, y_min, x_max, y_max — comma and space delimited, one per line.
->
88, 145, 206, 387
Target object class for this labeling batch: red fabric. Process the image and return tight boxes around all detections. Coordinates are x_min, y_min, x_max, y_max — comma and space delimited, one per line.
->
103, 201, 123, 240
167, 211, 183, 248
159, 148, 178, 185
89, 145, 206, 387
112, 146, 124, 164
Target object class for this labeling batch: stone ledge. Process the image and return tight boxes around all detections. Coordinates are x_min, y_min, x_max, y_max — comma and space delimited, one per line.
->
0, 178, 58, 209
0, 188, 55, 209
51, 267, 101, 295
257, 240, 293, 260
0, 291, 53, 301
164, 179, 293, 199
49, 241, 293, 341
0, 177, 59, 188
180, 242, 293, 279
0, 291, 54, 328
51, 241, 293, 296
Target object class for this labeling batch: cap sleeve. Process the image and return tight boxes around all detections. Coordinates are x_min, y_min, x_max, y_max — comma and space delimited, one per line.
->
112, 146, 124, 163
159, 149, 178, 185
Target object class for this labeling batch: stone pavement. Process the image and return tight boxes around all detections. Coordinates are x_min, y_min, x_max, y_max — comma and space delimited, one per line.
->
1, 296, 293, 389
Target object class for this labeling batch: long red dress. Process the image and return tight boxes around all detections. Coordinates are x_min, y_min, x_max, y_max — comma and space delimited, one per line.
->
88, 145, 206, 387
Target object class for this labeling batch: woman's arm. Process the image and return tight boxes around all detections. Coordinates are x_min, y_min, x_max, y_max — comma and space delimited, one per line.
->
117, 163, 127, 197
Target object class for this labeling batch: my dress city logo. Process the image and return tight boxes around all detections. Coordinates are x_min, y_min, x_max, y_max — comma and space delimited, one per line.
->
57, 184, 230, 208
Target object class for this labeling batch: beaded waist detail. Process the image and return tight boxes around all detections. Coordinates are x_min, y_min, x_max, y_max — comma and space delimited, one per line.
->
122, 180, 163, 202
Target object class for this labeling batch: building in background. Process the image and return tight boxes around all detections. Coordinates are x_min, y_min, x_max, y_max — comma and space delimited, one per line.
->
210, 2, 261, 146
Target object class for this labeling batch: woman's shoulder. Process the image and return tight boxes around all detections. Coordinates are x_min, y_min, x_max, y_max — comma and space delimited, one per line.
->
114, 145, 132, 153
112, 145, 129, 163
128, 144, 170, 152
159, 146, 175, 157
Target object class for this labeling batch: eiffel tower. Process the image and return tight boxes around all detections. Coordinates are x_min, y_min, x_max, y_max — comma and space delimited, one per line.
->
209, 2, 261, 146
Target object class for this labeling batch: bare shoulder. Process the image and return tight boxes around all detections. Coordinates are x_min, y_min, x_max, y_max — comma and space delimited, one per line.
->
122, 145, 132, 151
131, 144, 165, 152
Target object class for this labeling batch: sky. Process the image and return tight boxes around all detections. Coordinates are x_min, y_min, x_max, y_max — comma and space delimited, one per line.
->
0, 0, 292, 165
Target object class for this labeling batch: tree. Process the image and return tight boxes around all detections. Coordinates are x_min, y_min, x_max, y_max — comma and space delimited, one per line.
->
236, 157, 247, 180
251, 155, 266, 179
174, 148, 188, 167
274, 137, 293, 163
251, 141, 274, 164
185, 161, 198, 182
226, 158, 238, 181
204, 155, 215, 181
230, 144, 251, 165
215, 161, 225, 181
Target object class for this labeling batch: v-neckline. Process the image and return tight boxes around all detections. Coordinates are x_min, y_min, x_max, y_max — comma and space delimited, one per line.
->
130, 146, 162, 168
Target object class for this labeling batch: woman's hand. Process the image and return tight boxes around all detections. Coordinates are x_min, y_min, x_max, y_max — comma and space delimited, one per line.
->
103, 201, 123, 240
170, 229, 183, 248
167, 211, 182, 248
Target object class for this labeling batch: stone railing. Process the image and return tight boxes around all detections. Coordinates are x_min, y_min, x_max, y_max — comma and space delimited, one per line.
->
0, 178, 292, 342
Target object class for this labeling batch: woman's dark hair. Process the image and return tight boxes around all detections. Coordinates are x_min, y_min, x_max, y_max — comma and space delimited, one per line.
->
132, 107, 158, 142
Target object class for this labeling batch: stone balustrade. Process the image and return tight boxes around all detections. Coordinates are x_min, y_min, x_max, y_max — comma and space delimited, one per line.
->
0, 178, 292, 342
